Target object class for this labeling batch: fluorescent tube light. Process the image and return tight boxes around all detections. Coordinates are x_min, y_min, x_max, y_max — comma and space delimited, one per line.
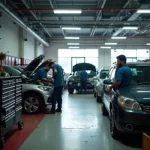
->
123, 27, 138, 30
100, 47, 111, 49
54, 9, 82, 14
67, 43, 80, 45
146, 43, 150, 45
105, 43, 117, 45
65, 37, 80, 39
69, 46, 79, 49
137, 9, 150, 13
111, 37, 127, 39
62, 27, 81, 30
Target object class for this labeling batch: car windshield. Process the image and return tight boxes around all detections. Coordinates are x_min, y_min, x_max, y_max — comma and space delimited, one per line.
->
3, 66, 27, 79
74, 70, 96, 77
130, 66, 150, 85
100, 70, 109, 79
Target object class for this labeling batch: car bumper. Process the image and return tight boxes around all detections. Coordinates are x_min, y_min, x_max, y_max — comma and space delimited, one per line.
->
43, 90, 53, 105
115, 105, 150, 133
68, 83, 94, 89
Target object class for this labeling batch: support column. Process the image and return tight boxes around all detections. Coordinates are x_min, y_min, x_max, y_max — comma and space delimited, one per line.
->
99, 49, 111, 69
34, 39, 38, 58
18, 27, 24, 65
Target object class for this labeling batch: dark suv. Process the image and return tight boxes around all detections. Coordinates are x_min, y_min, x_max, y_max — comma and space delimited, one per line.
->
102, 62, 150, 139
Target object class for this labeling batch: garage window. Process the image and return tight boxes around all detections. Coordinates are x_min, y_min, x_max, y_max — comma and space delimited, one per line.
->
111, 49, 150, 65
58, 49, 98, 73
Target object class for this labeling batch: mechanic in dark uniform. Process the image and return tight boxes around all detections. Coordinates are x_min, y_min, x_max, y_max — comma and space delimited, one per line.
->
108, 55, 132, 95
48, 62, 64, 114
33, 63, 51, 84
80, 68, 88, 94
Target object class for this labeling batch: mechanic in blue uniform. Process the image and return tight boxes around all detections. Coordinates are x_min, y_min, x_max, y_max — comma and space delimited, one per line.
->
48, 62, 64, 114
80, 68, 88, 94
108, 55, 132, 95
33, 64, 51, 83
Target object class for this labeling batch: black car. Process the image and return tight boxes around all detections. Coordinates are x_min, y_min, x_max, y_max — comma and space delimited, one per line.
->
102, 62, 150, 139
67, 63, 97, 94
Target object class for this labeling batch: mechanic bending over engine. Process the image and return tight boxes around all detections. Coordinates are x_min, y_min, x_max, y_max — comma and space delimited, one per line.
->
80, 68, 88, 94
33, 63, 51, 84
108, 55, 132, 95
47, 62, 64, 114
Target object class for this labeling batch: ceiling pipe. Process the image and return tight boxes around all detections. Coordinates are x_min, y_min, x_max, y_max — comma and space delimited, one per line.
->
46, 36, 150, 39
0, 2, 50, 47
13, 7, 138, 11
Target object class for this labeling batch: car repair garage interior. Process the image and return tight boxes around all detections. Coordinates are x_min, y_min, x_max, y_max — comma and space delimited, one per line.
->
1, 0, 150, 150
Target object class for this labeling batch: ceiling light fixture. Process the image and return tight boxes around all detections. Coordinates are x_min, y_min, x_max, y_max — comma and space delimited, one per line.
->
62, 27, 81, 30
137, 9, 150, 13
100, 46, 111, 49
54, 9, 82, 14
69, 46, 80, 49
105, 43, 117, 45
67, 43, 80, 45
111, 37, 127, 39
65, 37, 80, 39
123, 27, 138, 30
146, 43, 150, 45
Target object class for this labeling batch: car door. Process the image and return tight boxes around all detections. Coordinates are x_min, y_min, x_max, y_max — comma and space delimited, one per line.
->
103, 67, 116, 113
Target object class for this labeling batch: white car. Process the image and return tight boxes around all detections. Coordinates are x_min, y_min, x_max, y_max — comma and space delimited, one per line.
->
93, 69, 109, 102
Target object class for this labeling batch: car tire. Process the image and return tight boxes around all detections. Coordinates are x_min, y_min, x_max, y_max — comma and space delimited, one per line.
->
94, 92, 96, 98
23, 94, 45, 114
96, 95, 102, 103
110, 108, 120, 140
102, 103, 108, 116
68, 88, 74, 94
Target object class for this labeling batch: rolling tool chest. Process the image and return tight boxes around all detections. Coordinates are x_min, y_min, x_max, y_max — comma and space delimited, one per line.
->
0, 77, 24, 148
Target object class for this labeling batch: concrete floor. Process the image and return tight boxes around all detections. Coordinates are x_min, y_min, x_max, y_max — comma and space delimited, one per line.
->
20, 91, 142, 150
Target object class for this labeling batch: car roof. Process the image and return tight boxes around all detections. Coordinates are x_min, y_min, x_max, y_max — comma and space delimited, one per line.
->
127, 62, 150, 66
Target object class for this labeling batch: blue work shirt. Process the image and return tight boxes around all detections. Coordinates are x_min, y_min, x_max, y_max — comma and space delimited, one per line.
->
80, 71, 88, 81
116, 65, 132, 88
53, 64, 64, 87
33, 67, 47, 81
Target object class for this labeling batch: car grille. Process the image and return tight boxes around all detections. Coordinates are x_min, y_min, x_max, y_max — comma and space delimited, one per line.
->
143, 105, 150, 113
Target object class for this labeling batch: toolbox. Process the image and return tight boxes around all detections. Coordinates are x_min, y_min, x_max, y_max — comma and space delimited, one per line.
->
0, 77, 24, 148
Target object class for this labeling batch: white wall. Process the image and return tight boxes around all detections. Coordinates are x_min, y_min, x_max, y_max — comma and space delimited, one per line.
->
45, 44, 59, 62
0, 13, 19, 56
0, 13, 45, 60
23, 32, 35, 59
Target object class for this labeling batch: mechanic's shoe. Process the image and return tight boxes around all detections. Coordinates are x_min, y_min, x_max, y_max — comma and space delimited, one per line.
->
46, 110, 55, 114
56, 109, 62, 113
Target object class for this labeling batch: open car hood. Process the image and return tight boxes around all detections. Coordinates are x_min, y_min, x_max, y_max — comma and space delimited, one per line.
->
33, 59, 53, 74
73, 63, 96, 72
23, 54, 45, 75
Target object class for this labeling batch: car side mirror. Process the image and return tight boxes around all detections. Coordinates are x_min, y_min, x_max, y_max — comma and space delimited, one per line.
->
103, 79, 113, 85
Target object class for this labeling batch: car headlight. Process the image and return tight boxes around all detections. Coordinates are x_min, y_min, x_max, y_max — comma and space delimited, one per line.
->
38, 86, 51, 91
118, 96, 142, 110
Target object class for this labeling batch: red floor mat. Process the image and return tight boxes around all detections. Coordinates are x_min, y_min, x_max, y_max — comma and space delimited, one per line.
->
2, 114, 45, 150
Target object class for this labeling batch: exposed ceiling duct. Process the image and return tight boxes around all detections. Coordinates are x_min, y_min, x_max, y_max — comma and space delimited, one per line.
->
0, 2, 50, 47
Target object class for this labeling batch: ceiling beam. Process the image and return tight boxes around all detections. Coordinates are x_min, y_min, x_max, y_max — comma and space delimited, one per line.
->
21, 0, 52, 37
28, 20, 150, 25
90, 0, 107, 36
48, 0, 66, 36
112, 4, 150, 36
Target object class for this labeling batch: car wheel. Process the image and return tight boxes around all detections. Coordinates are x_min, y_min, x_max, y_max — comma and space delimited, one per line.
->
102, 103, 108, 116
96, 95, 102, 103
68, 88, 74, 94
23, 94, 44, 114
110, 108, 120, 139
